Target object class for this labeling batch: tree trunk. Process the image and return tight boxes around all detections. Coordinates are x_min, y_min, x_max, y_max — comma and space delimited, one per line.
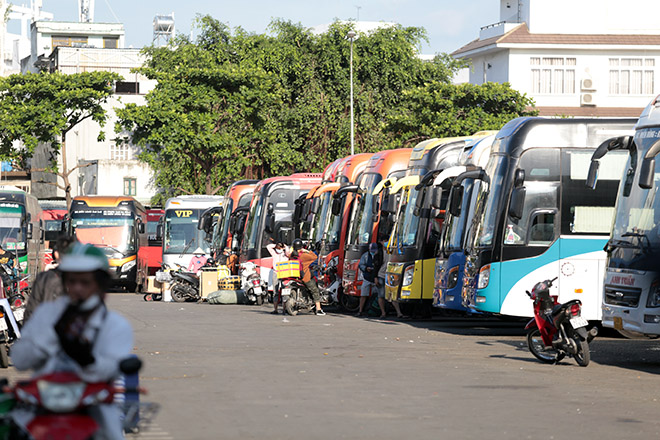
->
205, 171, 213, 195
61, 135, 72, 208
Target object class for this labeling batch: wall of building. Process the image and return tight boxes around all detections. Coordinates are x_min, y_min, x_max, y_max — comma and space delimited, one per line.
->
468, 49, 510, 85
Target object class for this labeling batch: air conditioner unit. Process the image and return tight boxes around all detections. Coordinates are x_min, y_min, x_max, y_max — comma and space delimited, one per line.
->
581, 78, 596, 91
580, 93, 596, 106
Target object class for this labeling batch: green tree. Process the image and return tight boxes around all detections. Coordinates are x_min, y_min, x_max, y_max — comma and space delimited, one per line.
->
0, 71, 121, 206
386, 82, 538, 145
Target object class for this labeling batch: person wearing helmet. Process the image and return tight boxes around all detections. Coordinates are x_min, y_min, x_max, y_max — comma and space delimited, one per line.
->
290, 239, 325, 316
11, 243, 134, 440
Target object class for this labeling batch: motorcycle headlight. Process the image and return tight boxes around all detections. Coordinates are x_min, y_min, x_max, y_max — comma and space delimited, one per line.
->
646, 281, 660, 308
477, 264, 490, 290
121, 260, 137, 273
402, 266, 415, 287
37, 381, 85, 413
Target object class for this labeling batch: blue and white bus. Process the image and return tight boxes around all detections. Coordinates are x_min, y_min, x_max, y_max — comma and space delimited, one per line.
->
462, 118, 635, 320
434, 135, 495, 312
588, 98, 660, 335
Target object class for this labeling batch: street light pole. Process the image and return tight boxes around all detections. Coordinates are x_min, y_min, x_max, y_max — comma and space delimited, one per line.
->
347, 31, 356, 156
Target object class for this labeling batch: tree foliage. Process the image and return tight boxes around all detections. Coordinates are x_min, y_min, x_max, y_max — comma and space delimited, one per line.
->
117, 16, 536, 199
0, 71, 121, 205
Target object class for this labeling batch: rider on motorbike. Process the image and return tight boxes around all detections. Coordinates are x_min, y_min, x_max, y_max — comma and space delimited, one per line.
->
11, 242, 134, 439
291, 239, 325, 316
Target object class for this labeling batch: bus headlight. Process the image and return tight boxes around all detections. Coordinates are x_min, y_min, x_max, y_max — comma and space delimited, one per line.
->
477, 265, 491, 290
646, 281, 660, 308
121, 260, 136, 273
402, 266, 415, 287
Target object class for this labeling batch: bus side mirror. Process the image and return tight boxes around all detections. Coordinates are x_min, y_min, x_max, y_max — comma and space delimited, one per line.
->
156, 224, 163, 241
382, 194, 397, 213
639, 157, 655, 189
138, 223, 145, 234
509, 187, 526, 220
431, 187, 444, 210
413, 188, 426, 217
311, 197, 320, 214
265, 212, 275, 234
331, 197, 342, 216
514, 168, 525, 188
448, 187, 463, 217
586, 161, 599, 189
26, 223, 33, 240
293, 203, 302, 225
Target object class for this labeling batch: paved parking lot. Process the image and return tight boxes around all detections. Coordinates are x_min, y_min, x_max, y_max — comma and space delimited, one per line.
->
6, 295, 660, 439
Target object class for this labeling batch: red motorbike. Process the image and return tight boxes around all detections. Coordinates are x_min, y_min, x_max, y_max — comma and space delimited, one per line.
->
5, 357, 156, 439
525, 278, 598, 367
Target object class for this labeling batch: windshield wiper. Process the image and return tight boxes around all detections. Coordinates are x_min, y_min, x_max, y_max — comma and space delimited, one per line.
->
179, 238, 195, 258
96, 244, 123, 254
604, 238, 644, 253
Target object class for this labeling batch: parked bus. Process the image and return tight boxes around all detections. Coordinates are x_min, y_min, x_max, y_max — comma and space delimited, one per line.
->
384, 134, 494, 311
240, 173, 322, 288
136, 208, 164, 290
38, 200, 67, 247
0, 186, 44, 279
69, 196, 147, 291
340, 149, 412, 311
587, 99, 660, 335
205, 180, 259, 257
462, 118, 635, 320
304, 159, 344, 249
434, 135, 496, 312
161, 195, 223, 269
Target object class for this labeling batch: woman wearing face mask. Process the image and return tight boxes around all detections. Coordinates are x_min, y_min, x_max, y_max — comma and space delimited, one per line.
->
11, 243, 134, 440
357, 242, 384, 317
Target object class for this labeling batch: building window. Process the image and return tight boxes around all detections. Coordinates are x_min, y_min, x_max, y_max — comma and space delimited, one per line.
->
115, 81, 140, 95
124, 178, 137, 196
51, 35, 88, 48
103, 37, 119, 49
110, 144, 133, 161
609, 58, 655, 95
530, 57, 576, 94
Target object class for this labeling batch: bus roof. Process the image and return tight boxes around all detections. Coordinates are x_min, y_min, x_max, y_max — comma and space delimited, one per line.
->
493, 117, 637, 157
363, 148, 412, 176
322, 159, 343, 182
72, 196, 140, 208
636, 97, 660, 130
256, 173, 322, 189
165, 195, 223, 210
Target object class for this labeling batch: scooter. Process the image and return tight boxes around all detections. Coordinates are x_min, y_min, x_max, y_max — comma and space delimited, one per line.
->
169, 263, 201, 303
3, 357, 159, 439
240, 262, 267, 305
525, 277, 598, 367
282, 267, 334, 316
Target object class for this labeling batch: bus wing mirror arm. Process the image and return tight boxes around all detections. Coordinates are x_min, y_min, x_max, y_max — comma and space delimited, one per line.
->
639, 139, 660, 189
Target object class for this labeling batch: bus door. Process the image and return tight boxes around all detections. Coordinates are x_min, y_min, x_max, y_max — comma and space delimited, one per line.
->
499, 149, 561, 317
557, 150, 626, 320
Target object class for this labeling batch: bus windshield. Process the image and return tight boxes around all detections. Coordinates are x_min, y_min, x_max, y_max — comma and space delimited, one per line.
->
311, 192, 333, 244
244, 191, 264, 251
476, 156, 509, 247
324, 196, 344, 246
72, 210, 136, 255
163, 209, 208, 255
393, 187, 421, 248
0, 204, 26, 253
609, 137, 660, 271
442, 179, 477, 254
216, 198, 234, 251
346, 173, 382, 246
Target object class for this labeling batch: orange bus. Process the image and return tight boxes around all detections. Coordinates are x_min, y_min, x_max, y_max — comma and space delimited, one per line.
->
69, 196, 147, 291
339, 149, 412, 311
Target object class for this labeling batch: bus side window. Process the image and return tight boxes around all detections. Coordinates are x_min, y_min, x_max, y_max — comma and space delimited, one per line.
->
528, 212, 556, 245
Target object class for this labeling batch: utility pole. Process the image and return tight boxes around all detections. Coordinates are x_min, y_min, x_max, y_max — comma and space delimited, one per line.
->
347, 31, 357, 156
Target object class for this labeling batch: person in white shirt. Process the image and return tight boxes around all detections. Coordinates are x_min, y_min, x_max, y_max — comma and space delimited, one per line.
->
11, 243, 134, 440
267, 241, 289, 314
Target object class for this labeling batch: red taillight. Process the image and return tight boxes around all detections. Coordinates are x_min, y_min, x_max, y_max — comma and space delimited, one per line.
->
570, 304, 580, 316
12, 299, 22, 308
252, 280, 260, 286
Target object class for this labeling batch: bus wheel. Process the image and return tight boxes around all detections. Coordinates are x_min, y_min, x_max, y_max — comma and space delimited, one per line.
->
0, 345, 9, 368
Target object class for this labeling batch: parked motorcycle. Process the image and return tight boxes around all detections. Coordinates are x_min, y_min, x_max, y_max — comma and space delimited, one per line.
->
169, 263, 201, 303
0, 263, 27, 368
2, 357, 159, 439
240, 262, 267, 305
525, 277, 598, 366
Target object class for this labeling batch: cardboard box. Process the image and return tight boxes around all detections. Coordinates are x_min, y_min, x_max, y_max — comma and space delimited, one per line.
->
201, 269, 220, 299
145, 276, 161, 294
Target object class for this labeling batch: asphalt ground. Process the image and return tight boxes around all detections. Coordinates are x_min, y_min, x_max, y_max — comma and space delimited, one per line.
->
5, 295, 660, 439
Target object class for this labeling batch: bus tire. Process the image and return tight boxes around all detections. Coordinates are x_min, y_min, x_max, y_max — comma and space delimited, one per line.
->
0, 345, 9, 368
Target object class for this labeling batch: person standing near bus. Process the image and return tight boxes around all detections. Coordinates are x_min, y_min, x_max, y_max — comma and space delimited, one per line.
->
267, 241, 288, 314
291, 239, 325, 316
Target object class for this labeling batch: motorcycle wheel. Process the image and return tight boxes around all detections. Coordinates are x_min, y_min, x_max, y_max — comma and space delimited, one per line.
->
339, 293, 359, 313
171, 283, 188, 303
0, 344, 8, 369
256, 294, 264, 306
573, 338, 590, 367
526, 328, 560, 364
284, 297, 298, 316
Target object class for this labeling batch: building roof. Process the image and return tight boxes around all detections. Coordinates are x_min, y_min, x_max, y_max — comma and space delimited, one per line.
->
453, 24, 660, 57
532, 106, 644, 118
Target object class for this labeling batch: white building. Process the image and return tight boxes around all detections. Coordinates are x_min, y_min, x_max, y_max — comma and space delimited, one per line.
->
29, 46, 157, 205
452, 0, 660, 117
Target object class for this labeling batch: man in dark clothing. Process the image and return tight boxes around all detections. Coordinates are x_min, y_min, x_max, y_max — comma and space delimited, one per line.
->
291, 239, 325, 316
357, 242, 383, 316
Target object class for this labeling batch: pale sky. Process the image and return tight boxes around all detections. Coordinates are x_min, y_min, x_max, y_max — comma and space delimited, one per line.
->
27, 0, 499, 55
